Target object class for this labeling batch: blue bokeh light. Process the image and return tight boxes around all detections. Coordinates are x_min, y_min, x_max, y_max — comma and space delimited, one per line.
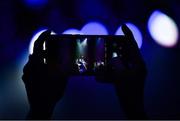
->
23, 0, 48, 8
81, 22, 108, 35
62, 28, 83, 35
148, 10, 179, 48
115, 23, 143, 48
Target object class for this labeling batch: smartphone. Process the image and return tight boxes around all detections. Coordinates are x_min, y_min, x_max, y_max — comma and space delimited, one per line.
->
46, 35, 125, 76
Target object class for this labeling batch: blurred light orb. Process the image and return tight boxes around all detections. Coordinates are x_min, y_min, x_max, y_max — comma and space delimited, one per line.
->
115, 23, 143, 48
62, 29, 83, 35
81, 22, 108, 35
148, 10, 179, 47
24, 0, 48, 8
29, 29, 55, 54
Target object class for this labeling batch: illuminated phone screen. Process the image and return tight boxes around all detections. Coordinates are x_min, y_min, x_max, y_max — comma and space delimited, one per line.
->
46, 35, 124, 75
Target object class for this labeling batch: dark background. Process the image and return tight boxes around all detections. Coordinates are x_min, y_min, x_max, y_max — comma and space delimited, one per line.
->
0, 0, 180, 119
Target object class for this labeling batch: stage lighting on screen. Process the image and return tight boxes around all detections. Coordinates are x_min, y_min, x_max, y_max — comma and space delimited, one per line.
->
112, 52, 118, 58
81, 38, 88, 46
62, 29, 83, 35
29, 29, 55, 54
115, 23, 143, 48
148, 10, 179, 47
81, 22, 108, 35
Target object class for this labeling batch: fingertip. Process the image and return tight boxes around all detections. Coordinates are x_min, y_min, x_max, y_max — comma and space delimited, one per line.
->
40, 29, 51, 38
122, 23, 134, 38
33, 29, 51, 53
122, 24, 129, 33
36, 30, 51, 43
122, 23, 127, 28
44, 29, 52, 34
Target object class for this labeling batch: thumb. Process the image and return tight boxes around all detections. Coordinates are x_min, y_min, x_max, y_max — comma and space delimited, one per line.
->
33, 30, 51, 54
122, 24, 133, 38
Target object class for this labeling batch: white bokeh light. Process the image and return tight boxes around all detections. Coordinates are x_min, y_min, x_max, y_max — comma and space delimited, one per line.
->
148, 10, 179, 47
115, 23, 143, 48
29, 29, 56, 54
81, 22, 108, 35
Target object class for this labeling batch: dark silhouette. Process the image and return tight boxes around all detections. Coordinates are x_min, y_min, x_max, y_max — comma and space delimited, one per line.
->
113, 24, 147, 119
22, 24, 147, 119
22, 31, 68, 119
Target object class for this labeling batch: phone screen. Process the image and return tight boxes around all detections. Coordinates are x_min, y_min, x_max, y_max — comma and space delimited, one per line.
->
46, 35, 124, 75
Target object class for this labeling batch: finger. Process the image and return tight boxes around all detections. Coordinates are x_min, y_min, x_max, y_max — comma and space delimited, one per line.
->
122, 24, 134, 39
121, 24, 143, 64
122, 24, 141, 51
122, 24, 139, 48
33, 30, 51, 54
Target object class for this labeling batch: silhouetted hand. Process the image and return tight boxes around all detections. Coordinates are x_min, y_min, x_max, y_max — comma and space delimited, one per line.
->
22, 30, 68, 119
109, 24, 147, 119
108, 24, 147, 81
